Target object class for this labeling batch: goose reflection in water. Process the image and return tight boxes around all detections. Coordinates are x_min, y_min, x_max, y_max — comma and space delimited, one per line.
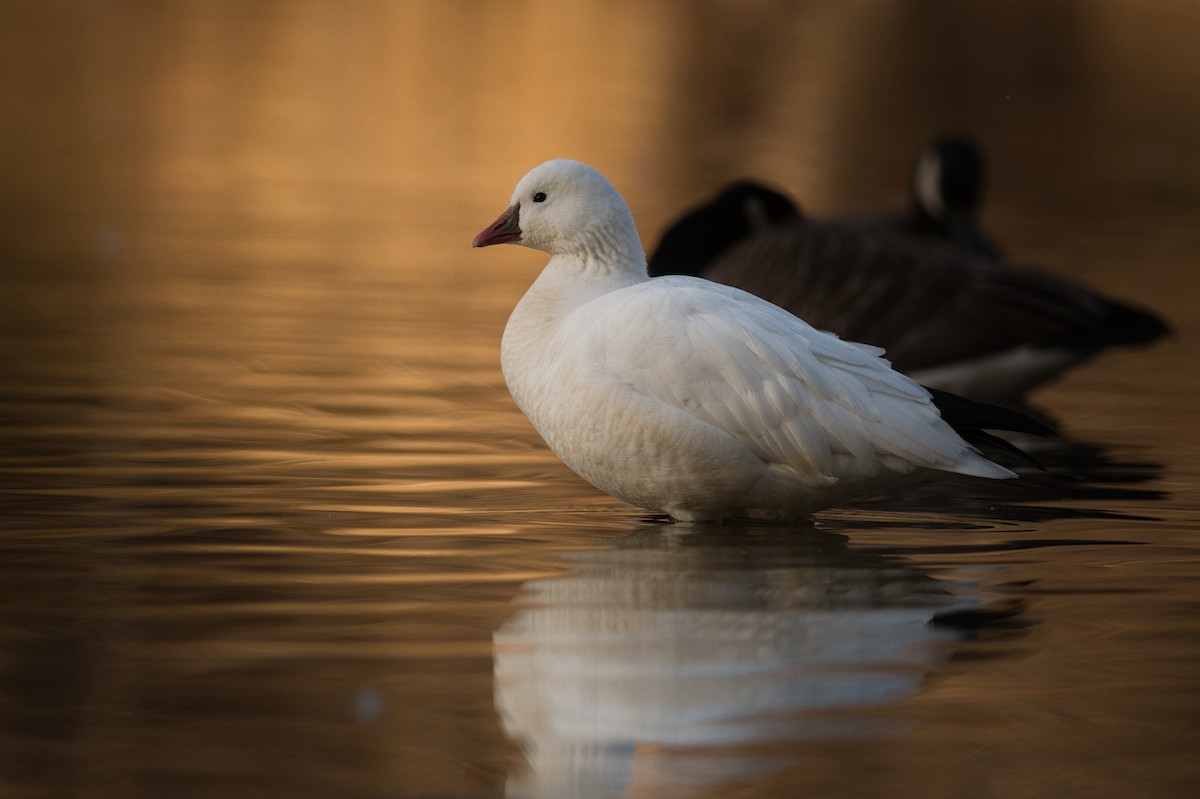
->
493, 526, 1013, 799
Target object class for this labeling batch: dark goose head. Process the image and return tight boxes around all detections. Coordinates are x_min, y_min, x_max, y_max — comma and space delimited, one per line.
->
908, 136, 999, 257
648, 181, 801, 277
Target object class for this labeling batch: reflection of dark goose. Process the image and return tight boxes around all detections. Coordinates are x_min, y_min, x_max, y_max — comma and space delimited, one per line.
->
494, 526, 1003, 799
647, 160, 1170, 404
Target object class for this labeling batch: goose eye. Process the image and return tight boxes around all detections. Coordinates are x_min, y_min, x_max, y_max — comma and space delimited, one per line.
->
532, 192, 547, 203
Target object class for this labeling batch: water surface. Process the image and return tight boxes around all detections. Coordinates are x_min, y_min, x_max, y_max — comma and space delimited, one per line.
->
2, 3, 1199, 798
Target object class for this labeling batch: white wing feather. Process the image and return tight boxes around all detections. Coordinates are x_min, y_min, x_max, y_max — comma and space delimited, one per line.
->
572, 277, 975, 481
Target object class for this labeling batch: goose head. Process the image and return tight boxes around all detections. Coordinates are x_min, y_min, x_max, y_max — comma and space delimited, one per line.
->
911, 136, 985, 224
647, 180, 800, 277
473, 159, 643, 263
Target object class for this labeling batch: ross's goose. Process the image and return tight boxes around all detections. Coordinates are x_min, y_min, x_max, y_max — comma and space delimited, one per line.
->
647, 167, 1169, 403
474, 159, 1050, 522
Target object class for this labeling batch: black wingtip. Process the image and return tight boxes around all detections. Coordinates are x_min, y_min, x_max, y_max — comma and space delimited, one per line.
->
959, 429, 1047, 471
925, 387, 1056, 469
925, 387, 1057, 439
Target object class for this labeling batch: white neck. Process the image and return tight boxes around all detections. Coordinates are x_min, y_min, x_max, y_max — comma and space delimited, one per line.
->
506, 249, 647, 340
521, 211, 649, 317
542, 197, 647, 264
501, 236, 648, 411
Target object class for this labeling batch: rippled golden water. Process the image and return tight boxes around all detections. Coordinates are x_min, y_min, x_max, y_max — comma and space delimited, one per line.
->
2, 2, 1199, 798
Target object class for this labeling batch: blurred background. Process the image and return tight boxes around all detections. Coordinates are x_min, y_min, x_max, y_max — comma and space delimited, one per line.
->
1, 2, 1198, 798
4, 0, 1199, 296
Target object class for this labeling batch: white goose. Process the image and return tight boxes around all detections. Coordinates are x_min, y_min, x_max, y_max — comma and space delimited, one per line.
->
474, 159, 1048, 522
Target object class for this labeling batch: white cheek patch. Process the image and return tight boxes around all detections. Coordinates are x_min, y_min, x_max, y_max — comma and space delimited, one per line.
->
914, 148, 946, 218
